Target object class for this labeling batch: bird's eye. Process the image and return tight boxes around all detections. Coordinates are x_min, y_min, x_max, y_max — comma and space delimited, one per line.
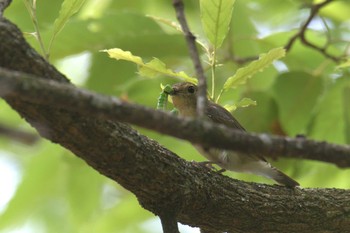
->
187, 86, 195, 93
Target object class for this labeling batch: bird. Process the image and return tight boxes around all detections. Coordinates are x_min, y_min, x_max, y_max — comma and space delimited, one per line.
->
166, 82, 299, 187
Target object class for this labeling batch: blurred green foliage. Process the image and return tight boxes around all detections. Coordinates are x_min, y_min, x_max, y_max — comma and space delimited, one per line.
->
1, 0, 350, 232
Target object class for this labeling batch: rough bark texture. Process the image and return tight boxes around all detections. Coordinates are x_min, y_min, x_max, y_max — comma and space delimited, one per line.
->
1, 11, 350, 233
2, 70, 350, 168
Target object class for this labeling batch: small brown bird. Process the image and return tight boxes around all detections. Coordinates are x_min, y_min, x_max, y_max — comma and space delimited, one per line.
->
167, 82, 299, 187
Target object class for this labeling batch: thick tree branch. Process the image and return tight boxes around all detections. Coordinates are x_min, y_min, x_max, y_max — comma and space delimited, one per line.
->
1, 7, 350, 233
1, 68, 350, 168
0, 0, 11, 16
173, 0, 207, 117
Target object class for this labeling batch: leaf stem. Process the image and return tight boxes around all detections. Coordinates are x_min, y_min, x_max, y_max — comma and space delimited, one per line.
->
216, 88, 224, 103
23, 0, 48, 60
211, 50, 216, 100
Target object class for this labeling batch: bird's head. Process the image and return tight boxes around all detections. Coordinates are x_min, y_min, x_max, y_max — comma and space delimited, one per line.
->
165, 82, 198, 117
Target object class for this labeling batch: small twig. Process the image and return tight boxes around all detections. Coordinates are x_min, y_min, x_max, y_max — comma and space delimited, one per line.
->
0, 123, 39, 145
0, 0, 12, 16
159, 214, 180, 233
172, 0, 207, 117
284, 0, 342, 62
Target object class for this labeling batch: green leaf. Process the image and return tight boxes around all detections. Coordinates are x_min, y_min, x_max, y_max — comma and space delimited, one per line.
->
52, 0, 86, 40
42, 12, 188, 60
65, 158, 103, 228
223, 47, 286, 90
336, 59, 350, 69
234, 91, 278, 133
200, 0, 236, 49
86, 53, 138, 96
343, 85, 350, 143
224, 97, 256, 112
147, 15, 183, 33
103, 48, 143, 65
148, 15, 209, 53
309, 77, 347, 144
103, 48, 197, 83
236, 97, 257, 108
273, 71, 323, 136
0, 144, 62, 229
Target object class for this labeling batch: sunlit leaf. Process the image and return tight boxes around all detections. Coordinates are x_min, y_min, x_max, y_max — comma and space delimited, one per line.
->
223, 47, 286, 90
103, 48, 143, 65
237, 97, 257, 108
224, 97, 256, 112
200, 0, 236, 49
103, 48, 197, 83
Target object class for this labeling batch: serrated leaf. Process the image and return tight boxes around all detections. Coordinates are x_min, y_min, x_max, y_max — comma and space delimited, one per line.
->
223, 47, 286, 90
236, 97, 257, 108
224, 98, 256, 112
52, 0, 86, 41
103, 48, 143, 65
103, 48, 197, 83
140, 58, 167, 78
200, 0, 235, 49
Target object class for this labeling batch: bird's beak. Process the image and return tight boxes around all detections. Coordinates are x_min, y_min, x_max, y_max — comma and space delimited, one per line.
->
165, 87, 177, 96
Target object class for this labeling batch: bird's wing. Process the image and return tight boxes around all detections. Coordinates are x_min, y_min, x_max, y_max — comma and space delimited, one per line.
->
205, 102, 267, 162
205, 102, 246, 131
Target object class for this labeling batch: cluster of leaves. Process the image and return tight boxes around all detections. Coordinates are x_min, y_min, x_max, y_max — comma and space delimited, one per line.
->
103, 0, 286, 111
1, 0, 350, 232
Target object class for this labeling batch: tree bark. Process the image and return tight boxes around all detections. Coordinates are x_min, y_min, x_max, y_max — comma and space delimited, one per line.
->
2, 69, 350, 168
1, 10, 350, 233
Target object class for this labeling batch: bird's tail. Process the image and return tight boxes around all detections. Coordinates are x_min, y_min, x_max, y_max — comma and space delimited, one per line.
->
269, 168, 299, 187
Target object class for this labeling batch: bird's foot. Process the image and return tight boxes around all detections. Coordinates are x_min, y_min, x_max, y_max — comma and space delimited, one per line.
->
191, 161, 226, 173
216, 168, 226, 173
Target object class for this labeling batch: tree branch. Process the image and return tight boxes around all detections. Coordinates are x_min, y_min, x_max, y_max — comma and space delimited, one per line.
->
227, 0, 344, 65
0, 0, 11, 16
2, 7, 350, 233
0, 123, 39, 144
1, 68, 350, 168
159, 213, 180, 233
172, 0, 207, 117
284, 0, 343, 62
